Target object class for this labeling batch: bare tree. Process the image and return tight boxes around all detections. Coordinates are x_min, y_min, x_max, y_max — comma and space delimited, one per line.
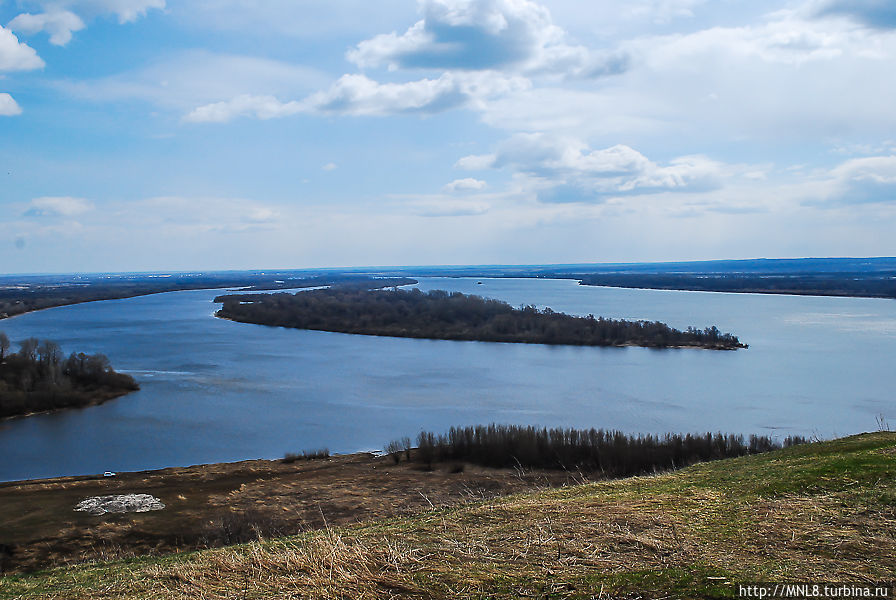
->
19, 338, 39, 362
0, 332, 9, 361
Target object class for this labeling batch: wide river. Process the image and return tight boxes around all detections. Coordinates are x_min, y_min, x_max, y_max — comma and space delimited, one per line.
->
1, 277, 894, 481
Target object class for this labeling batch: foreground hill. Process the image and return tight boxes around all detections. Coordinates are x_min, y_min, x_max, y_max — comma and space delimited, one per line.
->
2, 432, 893, 599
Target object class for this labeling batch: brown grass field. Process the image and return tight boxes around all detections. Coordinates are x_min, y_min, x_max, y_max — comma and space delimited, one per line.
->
1, 432, 894, 599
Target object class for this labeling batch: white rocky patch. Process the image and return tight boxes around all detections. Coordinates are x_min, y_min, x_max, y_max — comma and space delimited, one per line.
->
74, 494, 165, 516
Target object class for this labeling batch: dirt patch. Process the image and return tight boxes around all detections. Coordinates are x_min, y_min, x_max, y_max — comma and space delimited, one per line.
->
0, 452, 572, 574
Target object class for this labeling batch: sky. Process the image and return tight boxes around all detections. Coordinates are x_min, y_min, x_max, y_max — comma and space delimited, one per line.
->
1, 0, 895, 274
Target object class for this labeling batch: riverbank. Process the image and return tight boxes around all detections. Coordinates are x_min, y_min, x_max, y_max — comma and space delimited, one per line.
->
2, 432, 893, 598
0, 387, 135, 422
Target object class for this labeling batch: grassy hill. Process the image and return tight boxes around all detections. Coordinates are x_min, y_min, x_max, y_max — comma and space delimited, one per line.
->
1, 432, 893, 599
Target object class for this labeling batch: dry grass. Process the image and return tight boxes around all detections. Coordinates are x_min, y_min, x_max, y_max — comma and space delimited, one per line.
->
2, 432, 894, 599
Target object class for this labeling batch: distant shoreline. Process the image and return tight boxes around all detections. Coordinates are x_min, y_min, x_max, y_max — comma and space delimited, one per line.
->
575, 280, 896, 299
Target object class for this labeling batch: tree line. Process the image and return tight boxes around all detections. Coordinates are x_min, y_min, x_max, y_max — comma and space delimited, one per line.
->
0, 273, 417, 321
576, 272, 896, 298
389, 424, 807, 477
0, 332, 138, 418
215, 288, 746, 349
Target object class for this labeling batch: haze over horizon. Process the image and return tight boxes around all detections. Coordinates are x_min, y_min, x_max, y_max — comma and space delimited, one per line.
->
2, 0, 896, 274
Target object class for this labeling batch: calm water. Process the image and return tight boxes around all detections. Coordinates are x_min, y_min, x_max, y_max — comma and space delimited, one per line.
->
0, 278, 893, 482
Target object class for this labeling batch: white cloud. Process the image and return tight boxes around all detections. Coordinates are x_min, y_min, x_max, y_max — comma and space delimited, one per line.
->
306, 72, 526, 116
184, 94, 303, 123
8, 11, 86, 46
8, 1, 163, 47
24, 196, 94, 217
491, 134, 651, 175
0, 26, 44, 72
459, 133, 725, 202
474, 7, 896, 141
823, 155, 896, 204
0, 93, 22, 116
245, 206, 280, 224
322, 162, 338, 171
443, 177, 487, 192
186, 71, 530, 122
455, 154, 496, 170
347, 0, 629, 79
307, 73, 466, 115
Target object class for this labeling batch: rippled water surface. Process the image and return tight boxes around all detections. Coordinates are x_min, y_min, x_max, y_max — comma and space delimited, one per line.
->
1, 278, 893, 481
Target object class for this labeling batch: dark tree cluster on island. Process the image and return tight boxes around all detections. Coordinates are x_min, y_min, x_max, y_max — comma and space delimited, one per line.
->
215, 288, 746, 349
0, 332, 138, 419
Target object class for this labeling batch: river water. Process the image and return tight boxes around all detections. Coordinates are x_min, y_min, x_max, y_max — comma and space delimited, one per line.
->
0, 277, 893, 481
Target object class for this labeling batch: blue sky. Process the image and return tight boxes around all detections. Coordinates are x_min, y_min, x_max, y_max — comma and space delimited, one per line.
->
2, 0, 895, 274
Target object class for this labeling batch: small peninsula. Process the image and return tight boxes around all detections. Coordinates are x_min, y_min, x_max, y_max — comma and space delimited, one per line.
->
0, 333, 139, 419
214, 288, 746, 349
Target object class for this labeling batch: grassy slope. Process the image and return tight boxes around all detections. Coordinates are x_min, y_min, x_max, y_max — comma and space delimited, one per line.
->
2, 432, 894, 599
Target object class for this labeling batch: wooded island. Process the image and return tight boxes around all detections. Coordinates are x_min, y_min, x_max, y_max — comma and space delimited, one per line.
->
215, 288, 746, 349
0, 333, 139, 419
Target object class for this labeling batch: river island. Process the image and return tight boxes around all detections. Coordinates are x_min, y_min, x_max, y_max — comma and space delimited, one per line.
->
214, 287, 746, 350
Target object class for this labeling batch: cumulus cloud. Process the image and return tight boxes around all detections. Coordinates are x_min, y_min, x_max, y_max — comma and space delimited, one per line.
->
184, 94, 303, 123
24, 196, 94, 217
306, 73, 468, 115
491, 134, 652, 176
455, 154, 496, 169
186, 72, 530, 122
458, 133, 724, 202
347, 0, 629, 79
0, 26, 44, 72
822, 156, 896, 204
8, 1, 164, 46
443, 177, 487, 192
8, 11, 85, 46
813, 0, 896, 29
0, 93, 22, 116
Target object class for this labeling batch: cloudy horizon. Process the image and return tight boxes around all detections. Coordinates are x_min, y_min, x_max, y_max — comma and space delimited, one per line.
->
2, 0, 895, 274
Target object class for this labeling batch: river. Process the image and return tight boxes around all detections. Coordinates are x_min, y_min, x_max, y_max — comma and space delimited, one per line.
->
0, 277, 893, 481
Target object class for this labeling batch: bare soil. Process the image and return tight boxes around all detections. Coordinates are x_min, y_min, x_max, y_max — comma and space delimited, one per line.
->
0, 452, 573, 574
